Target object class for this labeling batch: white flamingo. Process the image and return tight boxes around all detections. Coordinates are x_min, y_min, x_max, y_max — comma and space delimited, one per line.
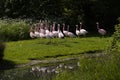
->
58, 24, 64, 38
39, 22, 45, 34
52, 22, 58, 38
34, 26, 40, 38
29, 26, 36, 38
39, 22, 46, 38
67, 25, 76, 37
44, 22, 53, 38
45, 23, 50, 34
79, 22, 88, 36
49, 25, 54, 38
44, 27, 50, 38
62, 23, 68, 37
39, 31, 46, 38
75, 25, 80, 37
96, 22, 106, 36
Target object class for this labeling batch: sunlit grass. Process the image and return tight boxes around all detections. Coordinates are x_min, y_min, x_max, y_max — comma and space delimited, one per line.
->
4, 37, 112, 64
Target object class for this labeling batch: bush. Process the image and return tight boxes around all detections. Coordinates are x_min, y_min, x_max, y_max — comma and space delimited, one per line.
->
0, 42, 5, 61
109, 18, 120, 52
0, 19, 30, 41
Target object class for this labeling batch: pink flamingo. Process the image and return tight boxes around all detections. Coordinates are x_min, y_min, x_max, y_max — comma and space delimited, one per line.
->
67, 25, 76, 38
62, 23, 68, 37
96, 22, 106, 36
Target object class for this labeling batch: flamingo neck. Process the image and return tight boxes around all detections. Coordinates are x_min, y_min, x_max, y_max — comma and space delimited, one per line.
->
53, 23, 56, 31
46, 25, 48, 30
35, 27, 37, 31
67, 25, 69, 32
63, 26, 65, 31
58, 26, 60, 32
80, 24, 82, 30
97, 24, 100, 30
50, 26, 52, 32
52, 26, 54, 31
30, 27, 33, 32
76, 26, 78, 30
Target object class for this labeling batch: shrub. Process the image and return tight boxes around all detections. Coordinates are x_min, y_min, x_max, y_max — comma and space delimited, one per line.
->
0, 19, 30, 41
109, 18, 120, 52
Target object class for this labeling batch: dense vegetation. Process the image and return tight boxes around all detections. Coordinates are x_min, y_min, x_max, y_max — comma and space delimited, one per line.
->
109, 18, 120, 52
0, 0, 120, 41
0, 19, 30, 41
0, 0, 120, 33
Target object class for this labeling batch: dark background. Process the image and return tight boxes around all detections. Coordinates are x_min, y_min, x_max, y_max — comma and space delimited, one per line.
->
0, 0, 120, 35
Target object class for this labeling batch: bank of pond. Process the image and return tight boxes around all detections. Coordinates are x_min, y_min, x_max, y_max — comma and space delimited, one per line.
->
1, 51, 120, 80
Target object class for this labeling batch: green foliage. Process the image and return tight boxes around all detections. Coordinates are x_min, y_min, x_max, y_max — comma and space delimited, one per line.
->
1, 0, 64, 21
0, 0, 120, 31
117, 17, 120, 22
0, 19, 30, 41
55, 52, 120, 80
109, 18, 120, 52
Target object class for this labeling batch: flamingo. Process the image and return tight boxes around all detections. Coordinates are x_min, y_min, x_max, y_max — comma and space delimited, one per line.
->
62, 23, 68, 37
96, 22, 106, 36
75, 25, 80, 37
39, 22, 46, 38
34, 26, 40, 38
67, 25, 76, 38
39, 22, 45, 34
49, 25, 54, 38
39, 31, 46, 38
52, 22, 58, 38
79, 22, 88, 36
29, 25, 36, 38
45, 22, 50, 34
45, 23, 51, 38
58, 24, 64, 38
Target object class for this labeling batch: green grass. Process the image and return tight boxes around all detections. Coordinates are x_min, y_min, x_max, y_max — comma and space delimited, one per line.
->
3, 37, 112, 64
54, 51, 120, 80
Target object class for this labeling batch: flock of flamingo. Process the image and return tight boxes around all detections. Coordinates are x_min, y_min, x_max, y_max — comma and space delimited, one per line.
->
30, 20, 106, 39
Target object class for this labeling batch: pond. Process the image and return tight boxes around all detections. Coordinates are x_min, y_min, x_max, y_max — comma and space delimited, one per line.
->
0, 58, 80, 80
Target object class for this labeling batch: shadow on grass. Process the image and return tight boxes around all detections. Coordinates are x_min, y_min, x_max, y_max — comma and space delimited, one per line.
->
29, 50, 104, 60
0, 42, 16, 70
0, 59, 16, 78
0, 59, 16, 70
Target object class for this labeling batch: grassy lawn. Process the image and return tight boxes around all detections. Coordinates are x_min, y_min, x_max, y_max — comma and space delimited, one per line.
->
3, 37, 112, 64
2, 37, 120, 80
